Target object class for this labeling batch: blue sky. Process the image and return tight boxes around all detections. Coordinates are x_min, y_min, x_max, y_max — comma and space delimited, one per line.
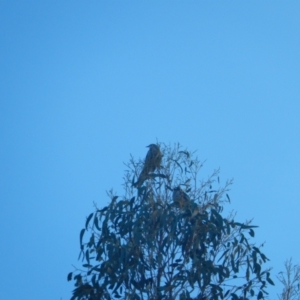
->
1, 1, 300, 299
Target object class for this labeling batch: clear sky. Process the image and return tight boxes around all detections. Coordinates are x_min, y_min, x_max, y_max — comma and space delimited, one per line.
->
1, 1, 300, 299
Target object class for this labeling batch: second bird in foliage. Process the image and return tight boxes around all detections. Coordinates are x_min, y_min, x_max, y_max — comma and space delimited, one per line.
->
172, 186, 190, 208
134, 144, 163, 187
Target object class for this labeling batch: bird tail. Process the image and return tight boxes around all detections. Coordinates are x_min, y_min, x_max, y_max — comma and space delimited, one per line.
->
133, 169, 149, 187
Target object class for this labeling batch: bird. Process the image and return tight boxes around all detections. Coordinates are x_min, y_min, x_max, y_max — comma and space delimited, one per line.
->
134, 144, 163, 187
172, 186, 190, 208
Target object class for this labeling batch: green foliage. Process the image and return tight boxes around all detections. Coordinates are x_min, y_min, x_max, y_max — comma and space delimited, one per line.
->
68, 143, 273, 300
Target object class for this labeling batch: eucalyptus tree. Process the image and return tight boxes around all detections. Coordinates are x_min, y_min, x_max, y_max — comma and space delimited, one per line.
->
68, 143, 274, 300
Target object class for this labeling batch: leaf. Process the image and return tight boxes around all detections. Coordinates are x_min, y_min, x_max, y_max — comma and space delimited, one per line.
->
253, 246, 261, 254
148, 173, 167, 179
91, 274, 97, 286
134, 293, 141, 300
179, 150, 190, 158
230, 254, 236, 273
254, 262, 261, 275
249, 228, 255, 237
170, 263, 179, 268
85, 249, 90, 265
246, 266, 250, 281
240, 233, 245, 244
267, 276, 274, 285
226, 193, 230, 202
79, 229, 85, 248
98, 206, 108, 213
94, 215, 100, 231
217, 249, 229, 263
87, 233, 94, 248
78, 249, 83, 261
260, 253, 269, 262
113, 279, 124, 293
130, 197, 135, 207
67, 272, 72, 281
172, 159, 183, 173
85, 213, 94, 229
224, 290, 230, 297
266, 272, 275, 285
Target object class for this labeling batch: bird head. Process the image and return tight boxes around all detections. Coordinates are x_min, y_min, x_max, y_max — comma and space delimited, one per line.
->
147, 144, 158, 149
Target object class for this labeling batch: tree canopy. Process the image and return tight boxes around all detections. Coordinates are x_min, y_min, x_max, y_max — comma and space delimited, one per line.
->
68, 143, 274, 300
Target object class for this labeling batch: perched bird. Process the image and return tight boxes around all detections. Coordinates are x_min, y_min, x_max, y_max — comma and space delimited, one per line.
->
172, 186, 190, 208
134, 144, 163, 187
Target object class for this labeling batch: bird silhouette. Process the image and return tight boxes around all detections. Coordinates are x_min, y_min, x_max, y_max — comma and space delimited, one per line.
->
172, 186, 190, 208
134, 144, 162, 187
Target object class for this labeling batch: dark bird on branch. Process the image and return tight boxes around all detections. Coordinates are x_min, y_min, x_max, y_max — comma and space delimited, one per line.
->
172, 186, 190, 208
134, 144, 163, 187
